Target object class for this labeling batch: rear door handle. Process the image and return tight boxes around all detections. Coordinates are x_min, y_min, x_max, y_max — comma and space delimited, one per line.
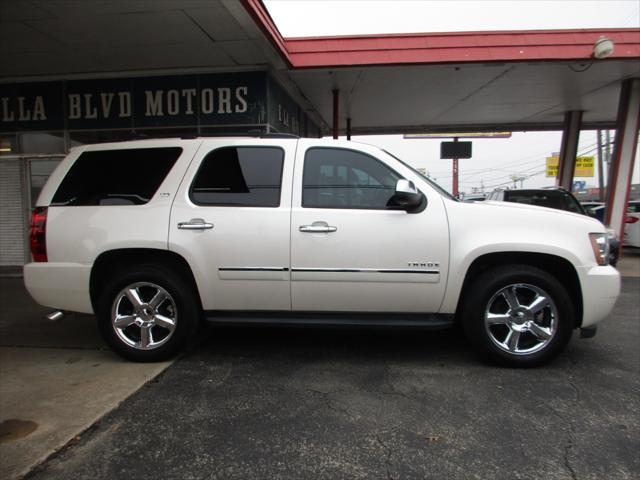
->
178, 218, 214, 230
299, 221, 337, 233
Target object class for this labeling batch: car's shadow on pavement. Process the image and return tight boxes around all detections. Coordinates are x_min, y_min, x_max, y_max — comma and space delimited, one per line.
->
195, 323, 476, 365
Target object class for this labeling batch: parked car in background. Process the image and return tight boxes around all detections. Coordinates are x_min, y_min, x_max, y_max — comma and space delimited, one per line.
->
487, 188, 620, 266
585, 201, 639, 248
581, 201, 604, 216
461, 193, 487, 202
589, 204, 606, 223
624, 200, 640, 248
487, 187, 584, 213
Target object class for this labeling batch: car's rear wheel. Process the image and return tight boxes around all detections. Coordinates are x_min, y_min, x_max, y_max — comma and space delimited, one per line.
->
97, 264, 200, 362
461, 265, 574, 367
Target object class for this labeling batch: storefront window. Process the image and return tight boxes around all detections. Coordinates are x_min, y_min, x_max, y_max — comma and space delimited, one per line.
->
19, 132, 65, 154
30, 158, 62, 205
0, 135, 17, 155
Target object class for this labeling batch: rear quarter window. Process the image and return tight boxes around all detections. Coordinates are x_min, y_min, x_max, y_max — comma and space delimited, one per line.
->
51, 147, 182, 206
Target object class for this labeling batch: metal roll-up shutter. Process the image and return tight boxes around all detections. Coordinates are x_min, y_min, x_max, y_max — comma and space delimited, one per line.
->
0, 159, 27, 266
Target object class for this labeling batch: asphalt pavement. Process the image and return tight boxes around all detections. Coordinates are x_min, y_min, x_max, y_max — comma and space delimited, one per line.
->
21, 277, 639, 480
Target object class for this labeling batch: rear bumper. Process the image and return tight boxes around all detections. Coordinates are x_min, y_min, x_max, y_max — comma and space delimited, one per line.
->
577, 265, 620, 328
23, 262, 94, 314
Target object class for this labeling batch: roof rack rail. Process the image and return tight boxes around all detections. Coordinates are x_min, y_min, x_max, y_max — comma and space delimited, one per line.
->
179, 132, 299, 140
259, 133, 299, 139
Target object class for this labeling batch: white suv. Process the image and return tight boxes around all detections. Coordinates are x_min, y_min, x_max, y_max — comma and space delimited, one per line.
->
24, 136, 620, 366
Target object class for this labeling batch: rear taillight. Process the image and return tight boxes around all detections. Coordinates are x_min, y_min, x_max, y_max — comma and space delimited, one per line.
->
625, 216, 639, 224
30, 207, 48, 262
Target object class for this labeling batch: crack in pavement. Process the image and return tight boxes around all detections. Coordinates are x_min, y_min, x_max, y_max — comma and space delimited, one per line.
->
564, 347, 582, 480
306, 388, 357, 421
380, 363, 425, 403
375, 434, 395, 480
548, 404, 578, 480
564, 373, 581, 480
548, 358, 582, 480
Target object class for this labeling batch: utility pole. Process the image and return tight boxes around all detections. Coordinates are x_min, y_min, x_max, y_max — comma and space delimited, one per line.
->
597, 130, 604, 201
510, 175, 525, 189
452, 137, 459, 197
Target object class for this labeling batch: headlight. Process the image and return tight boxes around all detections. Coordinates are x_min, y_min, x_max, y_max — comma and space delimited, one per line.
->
589, 232, 609, 266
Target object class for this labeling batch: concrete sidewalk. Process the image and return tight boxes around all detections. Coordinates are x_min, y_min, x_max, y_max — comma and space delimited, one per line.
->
0, 277, 172, 480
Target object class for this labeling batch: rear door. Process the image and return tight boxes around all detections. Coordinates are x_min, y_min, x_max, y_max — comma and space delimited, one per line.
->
169, 138, 296, 311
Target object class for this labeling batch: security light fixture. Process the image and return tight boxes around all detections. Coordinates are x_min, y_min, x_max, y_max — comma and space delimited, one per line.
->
569, 36, 615, 72
593, 36, 614, 60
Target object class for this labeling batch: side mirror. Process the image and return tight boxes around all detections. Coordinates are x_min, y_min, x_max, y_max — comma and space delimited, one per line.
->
389, 179, 425, 212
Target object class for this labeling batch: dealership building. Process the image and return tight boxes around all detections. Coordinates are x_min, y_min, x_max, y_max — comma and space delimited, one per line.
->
1, 0, 639, 266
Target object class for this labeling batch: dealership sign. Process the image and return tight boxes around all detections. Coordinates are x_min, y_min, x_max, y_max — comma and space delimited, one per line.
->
0, 72, 316, 135
545, 155, 595, 177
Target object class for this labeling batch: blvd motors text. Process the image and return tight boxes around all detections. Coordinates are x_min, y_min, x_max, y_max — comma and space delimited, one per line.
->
1, 86, 250, 123
69, 86, 249, 119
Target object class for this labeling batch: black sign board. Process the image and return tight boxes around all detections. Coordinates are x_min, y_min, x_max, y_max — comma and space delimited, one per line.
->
0, 82, 64, 132
440, 141, 472, 159
0, 72, 268, 133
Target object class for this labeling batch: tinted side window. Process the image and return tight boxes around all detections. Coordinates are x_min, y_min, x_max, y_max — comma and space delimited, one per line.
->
190, 147, 284, 207
303, 148, 401, 209
51, 147, 182, 206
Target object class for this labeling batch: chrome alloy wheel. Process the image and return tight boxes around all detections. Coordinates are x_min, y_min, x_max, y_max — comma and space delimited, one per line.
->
484, 283, 558, 355
111, 282, 177, 350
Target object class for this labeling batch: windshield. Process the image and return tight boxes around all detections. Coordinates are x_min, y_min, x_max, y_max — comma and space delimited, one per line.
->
504, 190, 586, 215
382, 149, 457, 201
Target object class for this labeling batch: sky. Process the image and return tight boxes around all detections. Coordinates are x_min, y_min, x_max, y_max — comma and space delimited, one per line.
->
264, 0, 640, 194
265, 1, 639, 37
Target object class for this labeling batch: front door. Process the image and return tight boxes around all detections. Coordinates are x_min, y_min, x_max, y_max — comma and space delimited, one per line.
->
290, 142, 450, 313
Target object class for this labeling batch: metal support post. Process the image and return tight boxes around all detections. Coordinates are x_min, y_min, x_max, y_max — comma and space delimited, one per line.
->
332, 89, 339, 139
556, 111, 583, 190
605, 78, 640, 240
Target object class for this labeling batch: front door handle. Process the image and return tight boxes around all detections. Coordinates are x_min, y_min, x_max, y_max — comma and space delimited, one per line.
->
299, 221, 337, 233
178, 218, 214, 230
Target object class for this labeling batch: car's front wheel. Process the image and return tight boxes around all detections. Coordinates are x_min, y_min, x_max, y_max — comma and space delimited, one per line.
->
97, 264, 200, 362
461, 265, 574, 367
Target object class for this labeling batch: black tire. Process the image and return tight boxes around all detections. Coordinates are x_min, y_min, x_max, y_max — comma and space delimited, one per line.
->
461, 264, 574, 367
97, 263, 200, 362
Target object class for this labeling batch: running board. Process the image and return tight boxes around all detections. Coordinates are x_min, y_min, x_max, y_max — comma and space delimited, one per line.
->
203, 311, 454, 329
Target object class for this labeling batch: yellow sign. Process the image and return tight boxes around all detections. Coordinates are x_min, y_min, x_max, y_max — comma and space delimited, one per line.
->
545, 156, 594, 177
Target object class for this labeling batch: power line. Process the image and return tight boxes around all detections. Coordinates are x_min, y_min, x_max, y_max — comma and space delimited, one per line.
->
454, 140, 611, 185
436, 141, 603, 180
